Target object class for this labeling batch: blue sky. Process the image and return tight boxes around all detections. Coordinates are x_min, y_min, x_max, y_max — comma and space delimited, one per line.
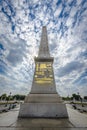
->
0, 0, 87, 97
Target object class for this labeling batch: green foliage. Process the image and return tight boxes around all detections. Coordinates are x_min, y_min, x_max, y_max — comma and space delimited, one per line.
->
0, 93, 7, 100
72, 93, 81, 101
62, 96, 72, 101
62, 93, 84, 101
6, 96, 10, 101
0, 94, 26, 101
84, 96, 87, 100
13, 94, 25, 100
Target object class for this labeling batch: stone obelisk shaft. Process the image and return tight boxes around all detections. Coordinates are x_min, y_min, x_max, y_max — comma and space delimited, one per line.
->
38, 26, 50, 57
30, 26, 57, 94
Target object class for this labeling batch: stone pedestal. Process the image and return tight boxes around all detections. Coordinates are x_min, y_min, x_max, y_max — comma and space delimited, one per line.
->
18, 94, 68, 118
19, 103, 68, 118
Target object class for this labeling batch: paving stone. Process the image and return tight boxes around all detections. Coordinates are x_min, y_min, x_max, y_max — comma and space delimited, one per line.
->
0, 104, 87, 130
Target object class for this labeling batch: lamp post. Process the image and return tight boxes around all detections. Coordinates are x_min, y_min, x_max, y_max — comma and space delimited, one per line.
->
9, 92, 12, 100
9, 92, 12, 110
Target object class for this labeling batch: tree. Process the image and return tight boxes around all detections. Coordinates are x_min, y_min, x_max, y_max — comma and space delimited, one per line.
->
62, 96, 72, 101
1, 93, 7, 100
13, 94, 25, 100
72, 93, 81, 101
84, 96, 87, 100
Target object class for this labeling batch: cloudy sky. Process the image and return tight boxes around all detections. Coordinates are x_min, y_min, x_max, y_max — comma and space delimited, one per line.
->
0, 0, 87, 97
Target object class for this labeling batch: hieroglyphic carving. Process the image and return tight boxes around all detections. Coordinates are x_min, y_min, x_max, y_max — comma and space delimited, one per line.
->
34, 62, 53, 84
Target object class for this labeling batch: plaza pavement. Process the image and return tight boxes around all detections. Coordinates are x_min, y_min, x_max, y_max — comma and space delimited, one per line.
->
0, 104, 87, 130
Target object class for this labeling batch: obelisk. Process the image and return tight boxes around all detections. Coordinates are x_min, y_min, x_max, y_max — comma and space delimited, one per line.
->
18, 26, 68, 118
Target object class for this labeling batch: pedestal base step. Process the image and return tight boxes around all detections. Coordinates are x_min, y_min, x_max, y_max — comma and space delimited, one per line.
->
25, 94, 62, 103
18, 103, 68, 118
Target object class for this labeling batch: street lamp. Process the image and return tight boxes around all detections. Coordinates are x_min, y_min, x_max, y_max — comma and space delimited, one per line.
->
9, 92, 12, 110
